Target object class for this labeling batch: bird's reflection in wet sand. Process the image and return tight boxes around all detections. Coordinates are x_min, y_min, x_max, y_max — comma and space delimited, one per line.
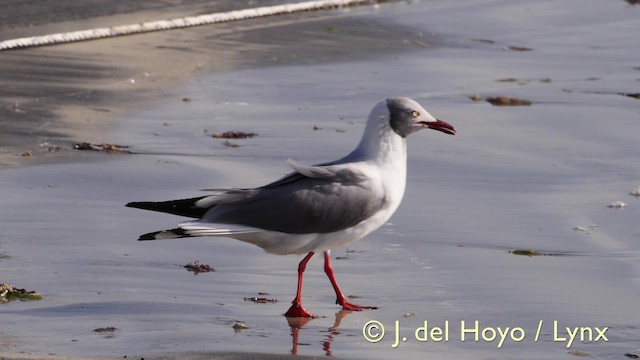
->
286, 309, 354, 356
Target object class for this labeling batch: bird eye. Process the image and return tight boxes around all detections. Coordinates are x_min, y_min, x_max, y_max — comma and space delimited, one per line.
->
410, 110, 420, 118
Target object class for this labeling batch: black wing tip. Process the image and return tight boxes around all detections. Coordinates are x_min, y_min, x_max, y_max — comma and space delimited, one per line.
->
126, 201, 156, 209
137, 228, 189, 241
125, 197, 209, 218
138, 231, 161, 241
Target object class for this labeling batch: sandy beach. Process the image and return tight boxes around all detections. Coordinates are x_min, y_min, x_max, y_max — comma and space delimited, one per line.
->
1, 1, 639, 359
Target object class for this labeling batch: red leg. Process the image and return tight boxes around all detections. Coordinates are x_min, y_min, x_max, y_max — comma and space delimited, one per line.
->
284, 252, 317, 318
323, 250, 377, 311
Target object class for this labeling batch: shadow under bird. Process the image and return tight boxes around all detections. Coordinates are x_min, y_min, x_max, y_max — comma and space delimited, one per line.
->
126, 97, 456, 317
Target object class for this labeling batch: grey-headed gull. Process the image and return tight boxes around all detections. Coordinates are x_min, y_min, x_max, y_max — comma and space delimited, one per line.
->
126, 97, 456, 317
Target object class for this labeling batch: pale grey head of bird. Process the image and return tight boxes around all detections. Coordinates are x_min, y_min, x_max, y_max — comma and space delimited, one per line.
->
384, 97, 456, 138
353, 97, 456, 159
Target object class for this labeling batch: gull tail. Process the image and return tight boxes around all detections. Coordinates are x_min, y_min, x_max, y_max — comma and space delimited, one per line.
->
137, 222, 259, 241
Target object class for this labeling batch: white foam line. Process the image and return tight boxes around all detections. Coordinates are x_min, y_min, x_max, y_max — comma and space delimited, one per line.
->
0, 0, 385, 51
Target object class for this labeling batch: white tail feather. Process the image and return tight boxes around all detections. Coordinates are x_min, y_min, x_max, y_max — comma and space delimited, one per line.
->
179, 221, 260, 237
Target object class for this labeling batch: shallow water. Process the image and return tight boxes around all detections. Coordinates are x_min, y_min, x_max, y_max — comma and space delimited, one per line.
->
1, 0, 639, 359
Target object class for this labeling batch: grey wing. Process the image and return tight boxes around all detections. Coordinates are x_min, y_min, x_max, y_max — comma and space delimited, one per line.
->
202, 175, 385, 234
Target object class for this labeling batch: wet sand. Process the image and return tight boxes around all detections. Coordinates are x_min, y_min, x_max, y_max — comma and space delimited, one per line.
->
1, 1, 640, 359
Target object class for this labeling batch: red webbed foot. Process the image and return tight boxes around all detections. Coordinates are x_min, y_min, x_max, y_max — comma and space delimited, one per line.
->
284, 302, 317, 318
337, 298, 378, 312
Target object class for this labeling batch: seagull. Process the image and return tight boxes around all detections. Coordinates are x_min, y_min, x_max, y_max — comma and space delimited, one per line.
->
126, 97, 456, 317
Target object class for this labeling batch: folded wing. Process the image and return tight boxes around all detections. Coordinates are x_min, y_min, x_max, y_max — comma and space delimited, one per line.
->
128, 160, 384, 235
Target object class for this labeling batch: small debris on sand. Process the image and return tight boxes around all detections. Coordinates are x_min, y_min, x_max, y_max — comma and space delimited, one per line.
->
1, 283, 42, 303
243, 297, 278, 303
506, 45, 533, 51
573, 225, 598, 233
183, 261, 215, 274
211, 131, 257, 139
233, 322, 249, 332
495, 78, 551, 84
486, 96, 532, 106
568, 350, 590, 357
510, 249, 541, 256
182, 97, 192, 102
607, 201, 628, 209
471, 38, 496, 44
93, 327, 117, 333
496, 78, 521, 83
21, 151, 32, 157
73, 142, 132, 153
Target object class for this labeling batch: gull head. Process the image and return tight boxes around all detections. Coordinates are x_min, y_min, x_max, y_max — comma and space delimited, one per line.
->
381, 97, 456, 138
352, 97, 456, 160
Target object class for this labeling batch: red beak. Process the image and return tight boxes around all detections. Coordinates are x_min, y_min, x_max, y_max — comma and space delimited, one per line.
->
419, 119, 456, 135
